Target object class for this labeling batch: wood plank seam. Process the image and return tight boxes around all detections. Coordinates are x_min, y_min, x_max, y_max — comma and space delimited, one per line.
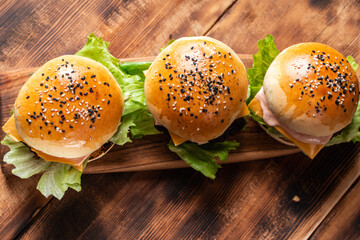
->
12, 196, 56, 240
308, 176, 360, 239
203, 0, 239, 36
308, 177, 360, 239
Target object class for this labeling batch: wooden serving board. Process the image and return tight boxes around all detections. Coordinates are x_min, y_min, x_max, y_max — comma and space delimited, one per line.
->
0, 54, 300, 175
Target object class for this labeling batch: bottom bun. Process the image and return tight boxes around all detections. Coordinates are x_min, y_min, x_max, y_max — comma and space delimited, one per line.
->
88, 142, 115, 162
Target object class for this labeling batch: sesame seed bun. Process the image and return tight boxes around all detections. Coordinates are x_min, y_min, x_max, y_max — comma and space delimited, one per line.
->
263, 42, 359, 137
145, 36, 248, 144
13, 55, 124, 158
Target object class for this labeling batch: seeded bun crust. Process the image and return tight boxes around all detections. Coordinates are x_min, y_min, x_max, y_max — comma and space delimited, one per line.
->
14, 55, 124, 158
145, 36, 248, 144
263, 43, 359, 137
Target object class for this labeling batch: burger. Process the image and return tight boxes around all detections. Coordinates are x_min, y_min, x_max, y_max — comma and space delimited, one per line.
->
3, 55, 124, 168
145, 36, 249, 178
2, 54, 124, 199
248, 35, 359, 159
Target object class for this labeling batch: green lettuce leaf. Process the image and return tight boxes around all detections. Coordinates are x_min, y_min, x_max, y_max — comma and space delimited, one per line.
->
119, 61, 152, 75
37, 162, 82, 199
110, 114, 136, 145
168, 140, 239, 179
246, 35, 281, 134
247, 34, 280, 104
1, 135, 82, 200
129, 109, 161, 138
327, 103, 360, 146
326, 55, 359, 146
110, 108, 161, 144
76, 33, 160, 145
347, 55, 359, 72
160, 39, 175, 52
2, 135, 51, 178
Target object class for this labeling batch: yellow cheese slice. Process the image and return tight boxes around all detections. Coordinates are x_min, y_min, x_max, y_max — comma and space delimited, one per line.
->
2, 115, 84, 171
2, 115, 23, 142
248, 97, 325, 159
237, 104, 250, 119
248, 97, 263, 118
169, 131, 186, 146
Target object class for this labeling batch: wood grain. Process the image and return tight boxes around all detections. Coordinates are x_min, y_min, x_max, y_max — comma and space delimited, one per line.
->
1, 0, 360, 239
16, 143, 360, 239
309, 178, 360, 240
0, 0, 237, 72
207, 0, 360, 64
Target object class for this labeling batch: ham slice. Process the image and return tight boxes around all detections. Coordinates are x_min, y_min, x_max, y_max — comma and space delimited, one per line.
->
255, 88, 332, 145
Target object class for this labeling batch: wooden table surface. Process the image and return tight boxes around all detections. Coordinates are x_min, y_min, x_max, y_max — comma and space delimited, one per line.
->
1, 0, 359, 239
